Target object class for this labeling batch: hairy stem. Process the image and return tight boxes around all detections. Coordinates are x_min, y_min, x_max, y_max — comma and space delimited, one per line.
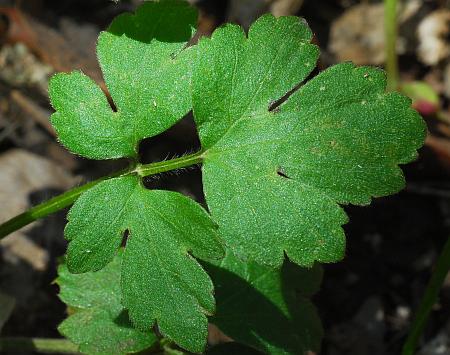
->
0, 337, 79, 354
402, 236, 450, 355
0, 151, 204, 240
135, 150, 204, 177
385, 0, 399, 91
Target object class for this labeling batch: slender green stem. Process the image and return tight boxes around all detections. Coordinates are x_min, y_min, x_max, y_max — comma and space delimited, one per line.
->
402, 236, 450, 355
0, 168, 129, 240
385, 0, 399, 91
0, 337, 79, 354
135, 150, 204, 177
0, 151, 204, 241
0, 179, 99, 240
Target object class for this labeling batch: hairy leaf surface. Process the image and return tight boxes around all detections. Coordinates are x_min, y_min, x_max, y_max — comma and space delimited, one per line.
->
49, 2, 225, 352
49, 0, 196, 159
48, 1, 426, 353
65, 175, 223, 352
193, 15, 426, 267
206, 251, 323, 355
57, 252, 157, 355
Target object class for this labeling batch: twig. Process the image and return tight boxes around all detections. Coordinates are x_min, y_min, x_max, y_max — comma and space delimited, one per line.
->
10, 90, 55, 136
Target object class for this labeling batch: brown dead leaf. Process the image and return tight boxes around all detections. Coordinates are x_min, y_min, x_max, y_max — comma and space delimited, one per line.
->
270, 0, 304, 17
329, 4, 386, 65
417, 9, 450, 66
208, 323, 233, 346
329, 1, 420, 65
0, 7, 103, 87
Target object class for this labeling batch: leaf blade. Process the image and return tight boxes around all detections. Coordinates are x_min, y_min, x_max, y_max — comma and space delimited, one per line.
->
97, 0, 197, 145
58, 253, 157, 355
49, 71, 134, 159
206, 251, 324, 355
65, 175, 223, 353
194, 18, 425, 268
49, 0, 197, 160
193, 14, 319, 148
278, 63, 426, 205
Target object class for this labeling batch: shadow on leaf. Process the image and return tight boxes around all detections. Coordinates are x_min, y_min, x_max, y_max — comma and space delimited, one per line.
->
107, 1, 196, 44
205, 256, 323, 354
113, 309, 135, 329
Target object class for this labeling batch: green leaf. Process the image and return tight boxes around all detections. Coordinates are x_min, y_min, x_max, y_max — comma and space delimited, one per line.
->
49, 2, 223, 351
57, 251, 157, 355
193, 16, 319, 148
49, 0, 197, 159
193, 15, 426, 267
65, 175, 223, 353
205, 251, 323, 355
47, 3, 426, 353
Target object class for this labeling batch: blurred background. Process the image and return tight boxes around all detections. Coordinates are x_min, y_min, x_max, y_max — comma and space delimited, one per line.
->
0, 0, 449, 354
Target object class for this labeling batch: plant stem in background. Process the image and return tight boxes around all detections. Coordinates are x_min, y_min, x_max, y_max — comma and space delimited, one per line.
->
0, 337, 79, 354
0, 151, 204, 241
402, 236, 450, 355
384, 0, 399, 91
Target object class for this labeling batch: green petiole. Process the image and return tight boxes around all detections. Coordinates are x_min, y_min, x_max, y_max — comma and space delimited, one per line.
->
0, 151, 204, 241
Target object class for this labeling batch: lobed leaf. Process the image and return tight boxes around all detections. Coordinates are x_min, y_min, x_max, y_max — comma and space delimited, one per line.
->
206, 251, 323, 355
50, 2, 225, 351
64, 175, 223, 353
57, 252, 157, 355
49, 0, 197, 159
48, 2, 427, 353
193, 15, 426, 268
